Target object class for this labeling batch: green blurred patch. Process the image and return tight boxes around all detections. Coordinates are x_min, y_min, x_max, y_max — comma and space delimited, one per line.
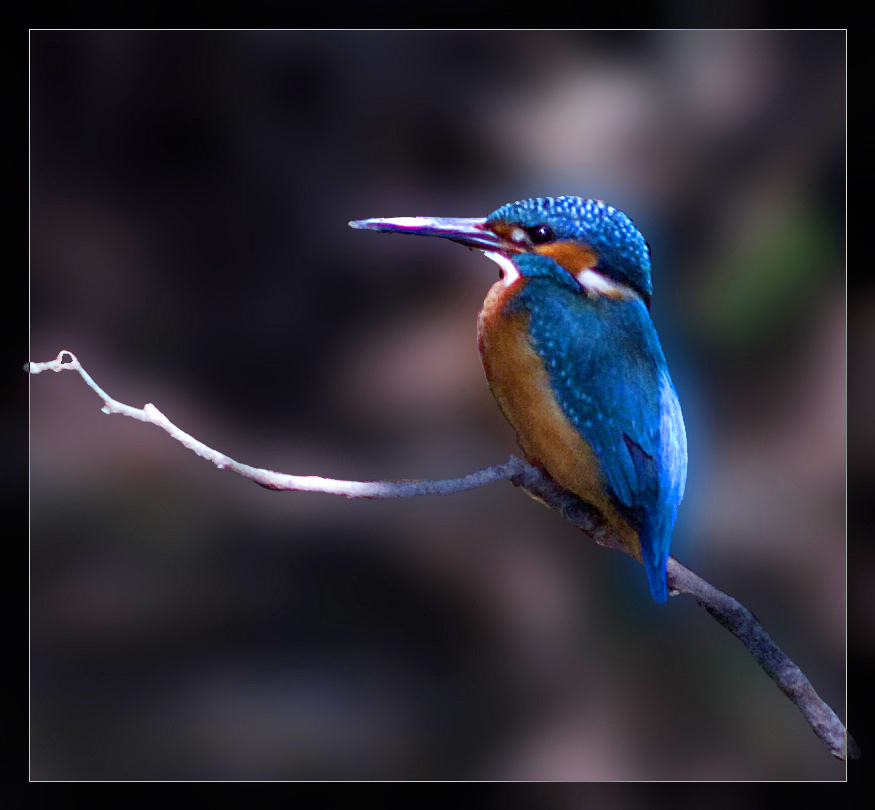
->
696, 204, 838, 347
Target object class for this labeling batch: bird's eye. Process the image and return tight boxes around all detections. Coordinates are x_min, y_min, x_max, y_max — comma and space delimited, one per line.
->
528, 224, 554, 244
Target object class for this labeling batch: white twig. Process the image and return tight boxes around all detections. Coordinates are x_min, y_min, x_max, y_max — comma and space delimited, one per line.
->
27, 350, 858, 761
26, 351, 529, 497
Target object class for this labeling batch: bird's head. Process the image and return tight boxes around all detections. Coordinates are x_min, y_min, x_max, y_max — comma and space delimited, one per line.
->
350, 195, 653, 307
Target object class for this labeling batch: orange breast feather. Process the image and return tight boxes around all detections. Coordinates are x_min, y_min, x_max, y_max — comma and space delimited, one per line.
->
476, 278, 642, 560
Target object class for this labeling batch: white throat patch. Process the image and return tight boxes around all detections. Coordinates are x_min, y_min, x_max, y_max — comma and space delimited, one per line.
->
484, 251, 521, 287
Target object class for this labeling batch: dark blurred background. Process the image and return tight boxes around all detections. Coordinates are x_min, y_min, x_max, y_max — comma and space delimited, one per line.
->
30, 31, 848, 781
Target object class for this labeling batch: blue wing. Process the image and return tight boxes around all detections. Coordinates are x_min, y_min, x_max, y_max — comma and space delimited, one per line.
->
518, 277, 687, 602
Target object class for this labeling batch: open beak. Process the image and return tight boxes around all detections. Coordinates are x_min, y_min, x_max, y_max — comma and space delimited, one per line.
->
349, 216, 516, 253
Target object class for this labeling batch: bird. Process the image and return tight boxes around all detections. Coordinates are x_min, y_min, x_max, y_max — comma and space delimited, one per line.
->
349, 196, 687, 603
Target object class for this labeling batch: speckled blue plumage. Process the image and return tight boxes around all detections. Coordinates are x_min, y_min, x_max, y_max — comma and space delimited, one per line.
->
505, 253, 686, 603
488, 196, 653, 304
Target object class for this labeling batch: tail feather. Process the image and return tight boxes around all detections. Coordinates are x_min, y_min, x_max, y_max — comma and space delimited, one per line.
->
643, 545, 669, 604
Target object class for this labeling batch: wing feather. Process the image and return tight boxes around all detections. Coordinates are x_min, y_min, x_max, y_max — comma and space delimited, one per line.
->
519, 277, 686, 602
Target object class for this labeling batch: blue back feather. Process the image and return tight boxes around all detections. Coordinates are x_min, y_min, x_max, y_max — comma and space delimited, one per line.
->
507, 253, 686, 602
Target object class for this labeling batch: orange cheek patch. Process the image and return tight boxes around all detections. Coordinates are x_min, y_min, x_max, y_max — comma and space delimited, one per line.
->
534, 241, 597, 276
488, 220, 528, 248
490, 221, 512, 239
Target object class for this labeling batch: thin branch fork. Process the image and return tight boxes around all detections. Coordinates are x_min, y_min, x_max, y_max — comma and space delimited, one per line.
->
27, 350, 858, 762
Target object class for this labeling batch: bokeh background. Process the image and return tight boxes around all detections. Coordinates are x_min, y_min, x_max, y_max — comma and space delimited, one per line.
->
30, 31, 848, 781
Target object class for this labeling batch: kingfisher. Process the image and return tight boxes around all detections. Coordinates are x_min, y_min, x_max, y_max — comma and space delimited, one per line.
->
349, 196, 687, 603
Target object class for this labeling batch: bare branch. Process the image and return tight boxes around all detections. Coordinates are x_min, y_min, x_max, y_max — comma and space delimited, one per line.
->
27, 350, 858, 761
666, 558, 859, 762
26, 351, 528, 497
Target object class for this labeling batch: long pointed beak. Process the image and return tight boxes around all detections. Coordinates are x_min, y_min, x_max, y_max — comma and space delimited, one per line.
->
349, 215, 515, 252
